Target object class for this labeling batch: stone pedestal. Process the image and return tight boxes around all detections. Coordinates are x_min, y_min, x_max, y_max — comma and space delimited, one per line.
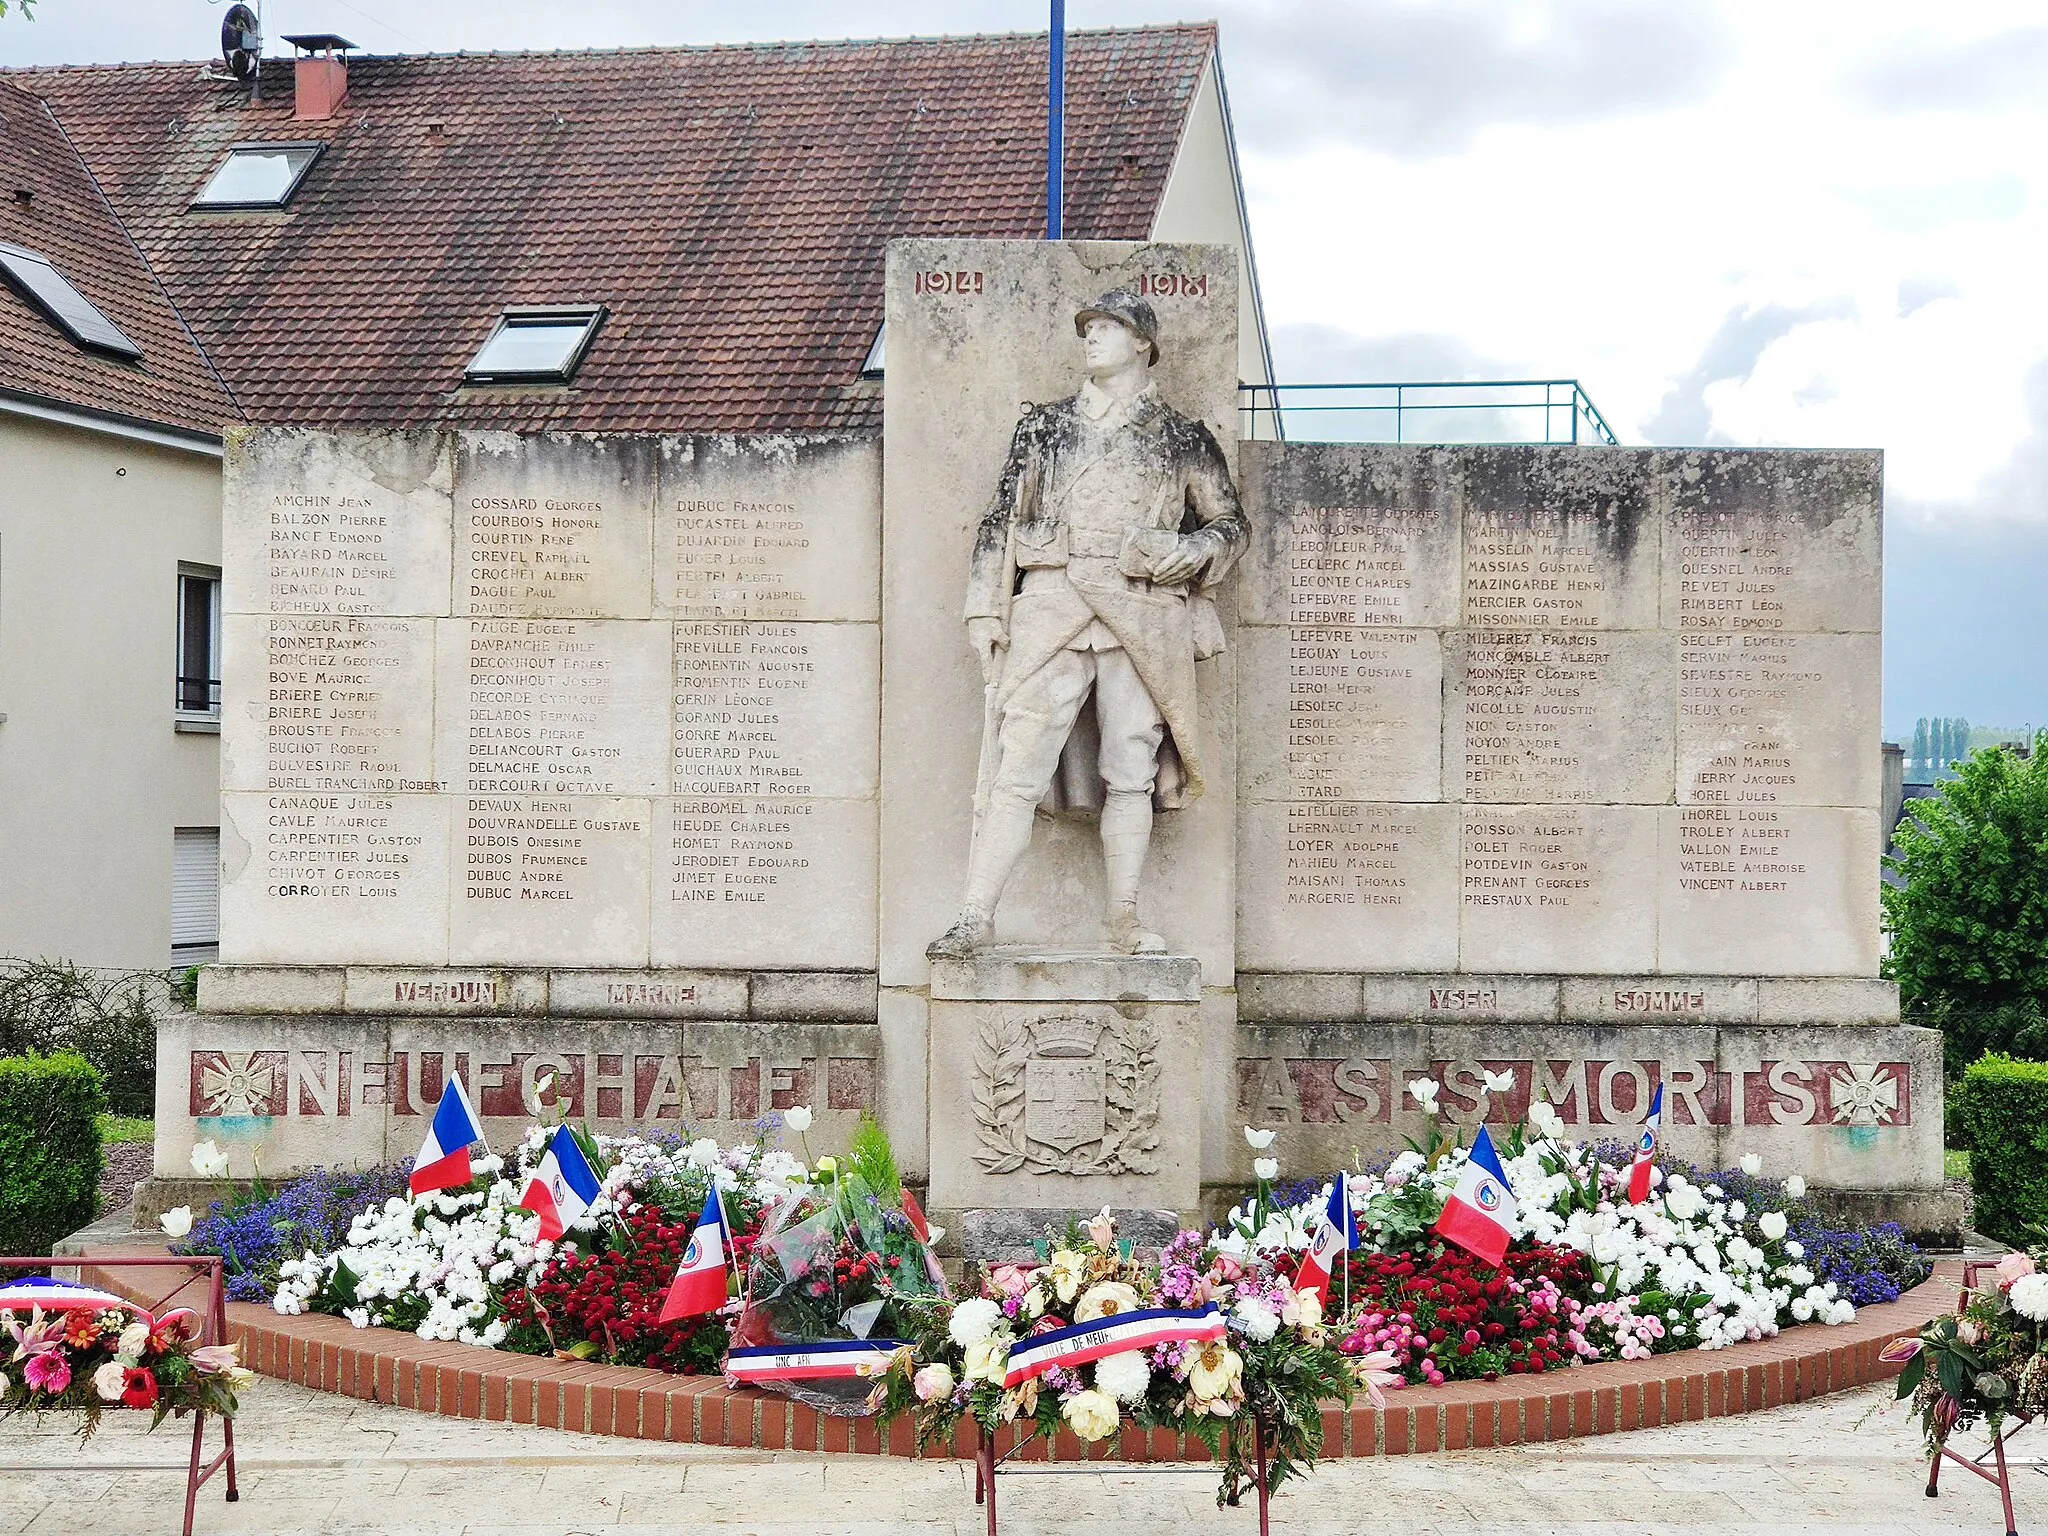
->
923, 951, 1214, 1221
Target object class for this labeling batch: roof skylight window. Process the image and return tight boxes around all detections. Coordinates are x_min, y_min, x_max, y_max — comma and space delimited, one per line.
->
191, 143, 324, 209
861, 321, 886, 378
464, 306, 606, 386
0, 242, 141, 360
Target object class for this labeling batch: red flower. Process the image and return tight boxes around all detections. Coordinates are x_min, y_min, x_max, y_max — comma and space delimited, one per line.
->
120, 1368, 159, 1409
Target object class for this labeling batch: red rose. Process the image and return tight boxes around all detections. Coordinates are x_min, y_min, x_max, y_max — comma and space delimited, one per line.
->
120, 1368, 159, 1409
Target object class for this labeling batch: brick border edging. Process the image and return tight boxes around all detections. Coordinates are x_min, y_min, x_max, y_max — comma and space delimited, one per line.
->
78, 1256, 1958, 1462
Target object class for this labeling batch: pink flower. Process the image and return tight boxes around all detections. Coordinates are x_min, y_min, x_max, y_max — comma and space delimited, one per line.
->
987, 1264, 1034, 1300
5, 1307, 64, 1364
23, 1351, 69, 1395
1995, 1253, 2037, 1288
1878, 1335, 1924, 1365
188, 1344, 241, 1376
1349, 1349, 1404, 1410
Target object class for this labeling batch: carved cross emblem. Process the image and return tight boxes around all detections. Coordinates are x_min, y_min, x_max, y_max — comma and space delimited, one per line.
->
1025, 1058, 1106, 1153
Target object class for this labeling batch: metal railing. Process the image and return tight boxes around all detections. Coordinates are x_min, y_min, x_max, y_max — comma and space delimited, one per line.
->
1239, 380, 1619, 447
176, 674, 222, 713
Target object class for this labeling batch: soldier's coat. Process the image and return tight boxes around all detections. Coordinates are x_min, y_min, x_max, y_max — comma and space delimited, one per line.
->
966, 381, 1249, 812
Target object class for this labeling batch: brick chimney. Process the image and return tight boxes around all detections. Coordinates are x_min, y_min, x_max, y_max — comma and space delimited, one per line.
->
283, 33, 355, 121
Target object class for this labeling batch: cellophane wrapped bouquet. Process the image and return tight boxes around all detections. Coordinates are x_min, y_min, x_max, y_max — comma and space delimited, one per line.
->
726, 1115, 946, 1413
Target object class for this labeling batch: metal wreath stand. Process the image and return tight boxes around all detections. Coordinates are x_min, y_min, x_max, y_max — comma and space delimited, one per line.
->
1, 1255, 240, 1536
972, 1411, 1281, 1536
1924, 1258, 2040, 1536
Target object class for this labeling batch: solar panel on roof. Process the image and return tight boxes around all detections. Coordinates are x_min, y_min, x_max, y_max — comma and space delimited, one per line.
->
0, 242, 141, 361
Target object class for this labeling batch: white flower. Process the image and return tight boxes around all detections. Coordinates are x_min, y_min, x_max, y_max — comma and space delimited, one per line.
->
913, 1363, 954, 1401
962, 1334, 1012, 1385
92, 1361, 127, 1401
1758, 1211, 1788, 1242
1790, 1296, 1814, 1321
1528, 1101, 1567, 1141
1482, 1068, 1516, 1094
949, 1298, 1004, 1348
117, 1321, 150, 1363
158, 1205, 194, 1238
190, 1140, 230, 1178
782, 1105, 813, 1133
1739, 1153, 1763, 1177
685, 1137, 721, 1168
1243, 1126, 1275, 1150
1062, 1387, 1120, 1441
1076, 1282, 1143, 1323
1665, 1183, 1706, 1221
2010, 1274, 2048, 1323
1407, 1077, 1441, 1114
1253, 1157, 1279, 1182
1784, 1175, 1806, 1199
1047, 1250, 1089, 1304
1093, 1350, 1152, 1403
1232, 1294, 1280, 1342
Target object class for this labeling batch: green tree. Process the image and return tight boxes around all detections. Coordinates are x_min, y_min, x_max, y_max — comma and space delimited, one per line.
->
1912, 717, 1931, 781
1884, 733, 2048, 1076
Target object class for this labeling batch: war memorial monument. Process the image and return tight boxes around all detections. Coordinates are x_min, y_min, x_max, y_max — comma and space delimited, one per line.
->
156, 238, 1945, 1241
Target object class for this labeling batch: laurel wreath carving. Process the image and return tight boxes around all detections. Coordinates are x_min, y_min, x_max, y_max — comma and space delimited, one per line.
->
972, 1011, 1161, 1176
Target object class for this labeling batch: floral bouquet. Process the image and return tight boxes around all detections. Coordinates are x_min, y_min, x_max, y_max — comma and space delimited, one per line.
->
726, 1115, 944, 1413
0, 1278, 253, 1442
877, 1213, 1354, 1505
1887, 1249, 2048, 1453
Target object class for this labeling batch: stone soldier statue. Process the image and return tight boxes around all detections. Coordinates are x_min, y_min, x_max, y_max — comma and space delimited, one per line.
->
928, 290, 1249, 959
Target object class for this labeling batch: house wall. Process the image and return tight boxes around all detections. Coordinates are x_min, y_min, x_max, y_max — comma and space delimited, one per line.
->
0, 412, 222, 969
1150, 53, 1274, 412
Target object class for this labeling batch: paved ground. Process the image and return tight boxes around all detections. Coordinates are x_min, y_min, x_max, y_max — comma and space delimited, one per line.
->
3, 1373, 2043, 1535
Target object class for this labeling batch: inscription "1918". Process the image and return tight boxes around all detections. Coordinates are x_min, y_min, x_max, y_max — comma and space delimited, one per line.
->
914, 269, 984, 295
1136, 272, 1208, 298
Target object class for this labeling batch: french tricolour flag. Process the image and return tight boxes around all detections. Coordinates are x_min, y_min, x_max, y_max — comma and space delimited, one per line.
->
409, 1074, 485, 1196
659, 1186, 730, 1323
518, 1125, 602, 1242
1627, 1082, 1665, 1204
1001, 1305, 1225, 1389
1294, 1173, 1361, 1305
1431, 1125, 1517, 1268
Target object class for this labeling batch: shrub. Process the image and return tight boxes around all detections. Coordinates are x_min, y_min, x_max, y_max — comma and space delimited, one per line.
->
0, 1052, 107, 1258
0, 959, 165, 1116
1883, 738, 2048, 1077
1957, 1054, 2048, 1248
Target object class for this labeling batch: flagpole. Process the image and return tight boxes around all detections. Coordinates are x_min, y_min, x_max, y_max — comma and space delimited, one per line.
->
1047, 0, 1065, 239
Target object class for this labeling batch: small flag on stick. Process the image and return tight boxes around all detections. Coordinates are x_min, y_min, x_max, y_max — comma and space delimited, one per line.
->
660, 1186, 731, 1323
409, 1074, 484, 1196
1294, 1173, 1360, 1305
1432, 1126, 1517, 1268
1627, 1083, 1666, 1205
518, 1125, 602, 1242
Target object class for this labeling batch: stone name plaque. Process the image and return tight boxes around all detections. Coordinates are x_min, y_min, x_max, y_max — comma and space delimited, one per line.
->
1238, 445, 1883, 977
220, 430, 883, 971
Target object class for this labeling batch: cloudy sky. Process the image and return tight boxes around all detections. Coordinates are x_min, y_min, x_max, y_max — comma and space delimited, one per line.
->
6, 0, 2043, 737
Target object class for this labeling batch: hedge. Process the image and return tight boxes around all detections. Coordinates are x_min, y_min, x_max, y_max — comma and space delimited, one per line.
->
0, 1052, 107, 1259
0, 960, 162, 1116
1957, 1053, 2048, 1249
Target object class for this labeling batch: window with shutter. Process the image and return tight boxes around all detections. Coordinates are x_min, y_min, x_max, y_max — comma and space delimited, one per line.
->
171, 827, 219, 963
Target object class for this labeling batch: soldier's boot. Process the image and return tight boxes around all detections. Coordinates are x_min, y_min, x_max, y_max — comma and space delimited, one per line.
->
927, 792, 1036, 959
926, 906, 993, 959
1101, 789, 1166, 954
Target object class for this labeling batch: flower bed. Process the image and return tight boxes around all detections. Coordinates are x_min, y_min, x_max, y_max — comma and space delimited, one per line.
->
172, 1095, 1929, 1439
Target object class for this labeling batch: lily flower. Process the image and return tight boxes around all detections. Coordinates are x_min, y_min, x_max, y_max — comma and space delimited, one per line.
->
1350, 1348, 1404, 1410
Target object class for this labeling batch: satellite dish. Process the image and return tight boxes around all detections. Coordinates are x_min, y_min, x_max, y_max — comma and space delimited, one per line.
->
221, 4, 261, 82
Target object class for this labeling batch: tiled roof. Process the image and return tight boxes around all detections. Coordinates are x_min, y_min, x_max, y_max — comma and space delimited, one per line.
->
0, 78, 237, 437
12, 27, 1214, 434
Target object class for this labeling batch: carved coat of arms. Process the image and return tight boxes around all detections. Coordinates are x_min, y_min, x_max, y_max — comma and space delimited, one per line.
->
972, 1011, 1161, 1175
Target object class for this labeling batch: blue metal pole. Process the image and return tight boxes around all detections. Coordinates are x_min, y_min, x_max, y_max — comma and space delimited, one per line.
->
1048, 0, 1065, 239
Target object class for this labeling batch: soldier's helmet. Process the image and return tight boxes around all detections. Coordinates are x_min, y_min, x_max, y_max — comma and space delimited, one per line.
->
1074, 289, 1160, 366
